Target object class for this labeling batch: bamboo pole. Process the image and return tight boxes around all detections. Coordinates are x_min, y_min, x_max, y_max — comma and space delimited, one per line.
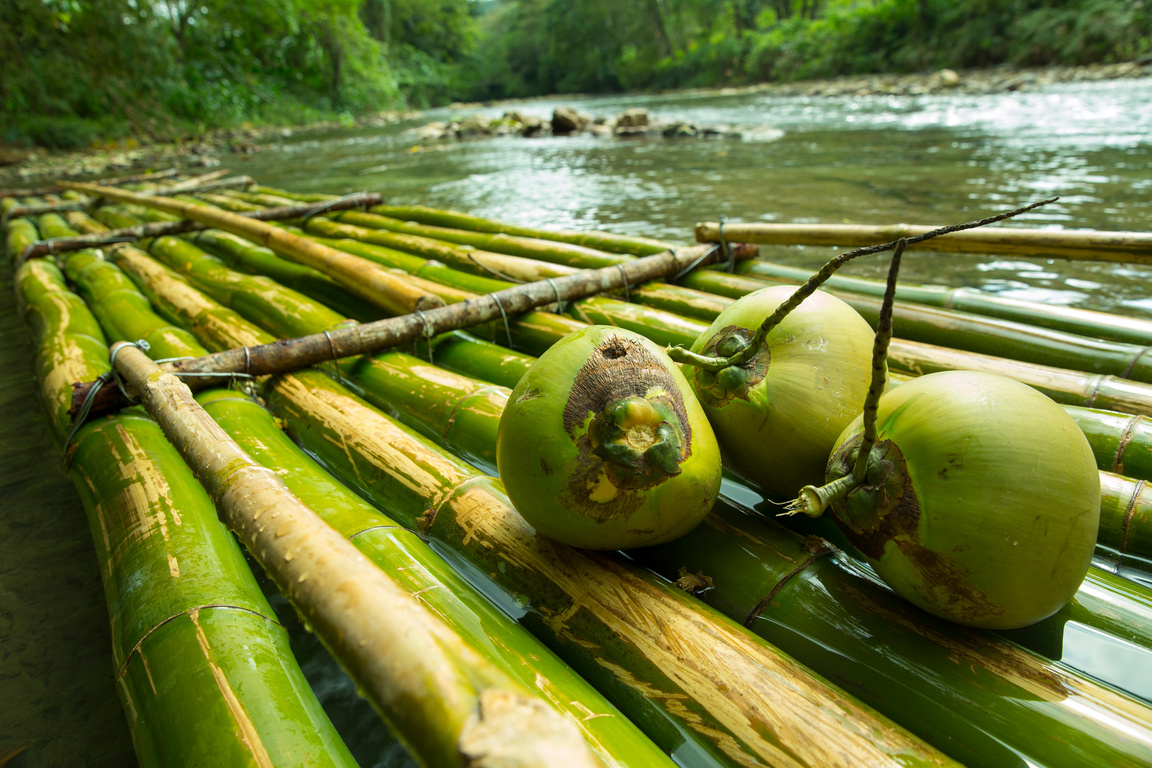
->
108, 344, 607, 768
1098, 472, 1152, 578
18, 193, 383, 261
889, 338, 1152, 416
68, 241, 752, 419
55, 181, 440, 315
734, 260, 1152, 346
695, 220, 1152, 264
12, 243, 358, 767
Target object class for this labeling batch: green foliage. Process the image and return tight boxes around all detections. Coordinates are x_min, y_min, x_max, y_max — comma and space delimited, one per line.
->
0, 0, 474, 147
460, 0, 1151, 100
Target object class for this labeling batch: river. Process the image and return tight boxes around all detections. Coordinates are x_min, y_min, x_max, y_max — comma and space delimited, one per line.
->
2, 74, 1151, 767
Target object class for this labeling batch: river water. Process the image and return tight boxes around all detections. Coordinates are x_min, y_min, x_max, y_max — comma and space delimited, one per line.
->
243, 75, 1152, 314
3, 75, 1151, 766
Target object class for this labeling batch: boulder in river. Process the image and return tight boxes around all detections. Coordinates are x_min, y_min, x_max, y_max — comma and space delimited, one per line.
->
552, 107, 590, 135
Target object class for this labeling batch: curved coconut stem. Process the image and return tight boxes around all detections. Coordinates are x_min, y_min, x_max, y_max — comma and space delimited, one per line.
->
668, 197, 1057, 372
853, 238, 906, 482
786, 239, 907, 517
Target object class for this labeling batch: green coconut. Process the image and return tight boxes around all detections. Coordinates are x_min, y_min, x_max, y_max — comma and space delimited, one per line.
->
800, 370, 1100, 629
497, 326, 722, 550
682, 285, 877, 499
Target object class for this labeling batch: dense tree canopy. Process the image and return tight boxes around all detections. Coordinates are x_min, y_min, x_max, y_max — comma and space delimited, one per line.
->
0, 0, 474, 147
2, 0, 1148, 147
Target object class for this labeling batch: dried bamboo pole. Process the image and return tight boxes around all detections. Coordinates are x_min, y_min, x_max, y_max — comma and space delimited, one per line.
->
695, 221, 1152, 264
55, 181, 439, 315
109, 343, 607, 768
0, 167, 180, 198
18, 193, 382, 262
68, 242, 751, 418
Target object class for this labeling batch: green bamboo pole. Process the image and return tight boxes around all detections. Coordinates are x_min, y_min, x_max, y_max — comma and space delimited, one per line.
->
733, 260, 1152, 346
696, 220, 1152, 265
110, 345, 608, 768
1098, 472, 1152, 578
224, 189, 633, 269
197, 387, 676, 768
110, 250, 957, 768
11, 243, 357, 767
1073, 410, 1152, 483
236, 189, 675, 257
57, 181, 443, 316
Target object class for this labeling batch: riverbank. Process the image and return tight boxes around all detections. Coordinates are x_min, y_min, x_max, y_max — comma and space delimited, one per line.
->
3, 59, 1151, 190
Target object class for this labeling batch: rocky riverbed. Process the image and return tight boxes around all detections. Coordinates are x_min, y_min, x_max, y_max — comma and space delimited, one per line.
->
4, 60, 1150, 187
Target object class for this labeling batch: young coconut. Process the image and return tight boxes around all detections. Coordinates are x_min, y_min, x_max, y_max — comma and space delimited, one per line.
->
790, 239, 1099, 629
497, 326, 721, 550
673, 285, 875, 499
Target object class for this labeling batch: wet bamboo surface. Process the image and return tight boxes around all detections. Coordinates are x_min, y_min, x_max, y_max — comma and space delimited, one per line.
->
109, 226, 1152, 766
14, 184, 1152, 767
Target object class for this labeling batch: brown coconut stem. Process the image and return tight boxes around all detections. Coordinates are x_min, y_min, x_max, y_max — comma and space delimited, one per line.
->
669, 198, 1057, 373
853, 238, 906, 483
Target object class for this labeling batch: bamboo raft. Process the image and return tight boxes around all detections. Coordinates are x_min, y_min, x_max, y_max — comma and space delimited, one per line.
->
6, 171, 1152, 768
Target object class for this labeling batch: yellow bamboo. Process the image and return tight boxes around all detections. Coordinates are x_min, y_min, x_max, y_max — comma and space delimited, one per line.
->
56, 181, 443, 315
695, 221, 1152, 264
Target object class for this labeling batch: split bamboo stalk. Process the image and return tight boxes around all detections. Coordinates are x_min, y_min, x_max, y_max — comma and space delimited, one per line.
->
695, 220, 1152, 265
0, 167, 180, 198
12, 246, 358, 767
1098, 472, 1152, 578
55, 181, 440, 315
68, 241, 753, 419
18, 193, 383, 261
